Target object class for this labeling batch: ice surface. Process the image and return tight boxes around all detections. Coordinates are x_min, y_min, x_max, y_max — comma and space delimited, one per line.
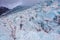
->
0, 0, 60, 40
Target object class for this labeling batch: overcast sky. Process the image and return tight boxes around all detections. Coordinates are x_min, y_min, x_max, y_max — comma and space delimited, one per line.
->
0, 0, 41, 9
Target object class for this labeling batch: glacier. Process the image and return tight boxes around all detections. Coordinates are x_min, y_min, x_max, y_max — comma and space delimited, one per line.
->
0, 0, 60, 40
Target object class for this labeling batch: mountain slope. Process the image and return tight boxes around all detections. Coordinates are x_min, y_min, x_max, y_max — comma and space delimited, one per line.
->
0, 7, 10, 15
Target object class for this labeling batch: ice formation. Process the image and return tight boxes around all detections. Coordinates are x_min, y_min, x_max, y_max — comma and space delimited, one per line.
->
0, 0, 60, 40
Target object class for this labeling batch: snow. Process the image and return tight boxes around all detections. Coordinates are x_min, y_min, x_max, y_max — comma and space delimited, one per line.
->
0, 0, 60, 40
